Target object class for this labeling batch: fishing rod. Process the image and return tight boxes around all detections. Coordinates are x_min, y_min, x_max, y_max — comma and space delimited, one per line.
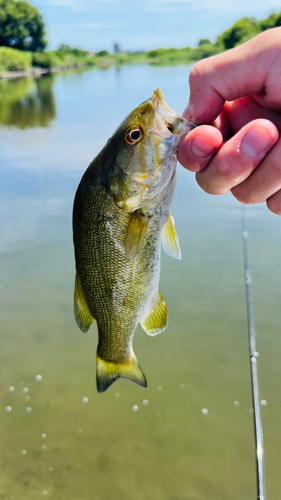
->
241, 207, 266, 500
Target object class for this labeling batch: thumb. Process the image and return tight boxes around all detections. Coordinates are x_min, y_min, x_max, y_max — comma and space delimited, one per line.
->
183, 28, 281, 124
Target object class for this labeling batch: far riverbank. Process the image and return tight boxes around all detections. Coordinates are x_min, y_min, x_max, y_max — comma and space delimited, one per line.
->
0, 44, 221, 80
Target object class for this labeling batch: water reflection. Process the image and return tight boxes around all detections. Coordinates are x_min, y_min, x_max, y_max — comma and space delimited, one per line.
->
0, 75, 56, 128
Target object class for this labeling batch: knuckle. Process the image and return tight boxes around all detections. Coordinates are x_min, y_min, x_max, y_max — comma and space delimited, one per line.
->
195, 172, 213, 193
231, 184, 257, 205
215, 158, 239, 183
189, 62, 203, 84
267, 152, 281, 177
266, 196, 281, 216
189, 59, 209, 86
189, 56, 219, 87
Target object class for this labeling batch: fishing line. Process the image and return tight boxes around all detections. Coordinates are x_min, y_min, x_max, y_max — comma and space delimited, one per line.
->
241, 206, 266, 500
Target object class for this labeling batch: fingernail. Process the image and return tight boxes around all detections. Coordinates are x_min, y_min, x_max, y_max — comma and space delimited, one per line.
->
191, 135, 216, 158
242, 127, 272, 157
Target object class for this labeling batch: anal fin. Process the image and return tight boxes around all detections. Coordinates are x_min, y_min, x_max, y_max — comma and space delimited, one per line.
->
74, 272, 94, 332
96, 354, 147, 393
141, 290, 168, 336
162, 214, 181, 260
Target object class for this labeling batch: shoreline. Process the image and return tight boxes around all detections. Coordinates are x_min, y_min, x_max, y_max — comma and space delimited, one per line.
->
0, 62, 92, 80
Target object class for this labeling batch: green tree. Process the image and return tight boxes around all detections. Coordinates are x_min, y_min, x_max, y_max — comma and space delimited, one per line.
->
259, 12, 281, 31
96, 50, 109, 57
198, 38, 211, 47
217, 17, 259, 50
0, 0, 47, 51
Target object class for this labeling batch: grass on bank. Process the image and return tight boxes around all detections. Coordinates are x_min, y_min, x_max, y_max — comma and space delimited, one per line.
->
0, 42, 222, 74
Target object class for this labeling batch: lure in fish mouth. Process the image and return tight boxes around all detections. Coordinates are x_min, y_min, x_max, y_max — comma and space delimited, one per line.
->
73, 88, 194, 393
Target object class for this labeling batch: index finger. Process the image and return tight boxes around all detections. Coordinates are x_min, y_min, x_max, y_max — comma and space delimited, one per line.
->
184, 28, 281, 124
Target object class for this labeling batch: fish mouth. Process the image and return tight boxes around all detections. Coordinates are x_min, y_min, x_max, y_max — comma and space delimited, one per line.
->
152, 87, 196, 137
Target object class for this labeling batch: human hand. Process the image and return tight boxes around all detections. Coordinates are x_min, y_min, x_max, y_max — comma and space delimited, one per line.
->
178, 28, 281, 215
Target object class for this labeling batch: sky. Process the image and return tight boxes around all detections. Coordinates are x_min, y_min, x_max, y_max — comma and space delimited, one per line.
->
34, 0, 281, 52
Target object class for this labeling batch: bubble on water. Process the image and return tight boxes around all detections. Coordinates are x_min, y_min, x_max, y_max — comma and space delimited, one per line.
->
132, 405, 139, 412
234, 401, 240, 408
35, 374, 42, 382
142, 399, 148, 406
8, 386, 14, 393
22, 387, 29, 394
180, 383, 185, 390
156, 411, 161, 417
249, 408, 253, 414
157, 386, 163, 393
201, 408, 208, 416
246, 273, 252, 284
21, 450, 27, 456
62, 470, 67, 475
5, 406, 12, 413
261, 400, 267, 406
25, 396, 30, 401
41, 433, 47, 439
82, 397, 88, 404
43, 491, 48, 496
251, 357, 257, 363
115, 392, 120, 399
48, 467, 53, 472
238, 342, 244, 348
26, 407, 32, 413
78, 428, 83, 434
42, 445, 47, 450
253, 351, 259, 358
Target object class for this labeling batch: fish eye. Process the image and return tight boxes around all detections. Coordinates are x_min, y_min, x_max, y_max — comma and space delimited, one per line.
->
125, 126, 143, 145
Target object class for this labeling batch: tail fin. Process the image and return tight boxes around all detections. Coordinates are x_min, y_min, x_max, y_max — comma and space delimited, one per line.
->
96, 355, 147, 393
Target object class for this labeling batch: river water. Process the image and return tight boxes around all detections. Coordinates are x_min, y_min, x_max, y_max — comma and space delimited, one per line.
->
0, 64, 280, 500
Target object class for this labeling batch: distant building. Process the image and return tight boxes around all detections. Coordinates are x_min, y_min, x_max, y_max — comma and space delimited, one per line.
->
113, 43, 121, 54
87, 50, 95, 57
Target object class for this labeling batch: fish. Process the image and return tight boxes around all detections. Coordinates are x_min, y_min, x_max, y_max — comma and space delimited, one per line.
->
72, 88, 193, 393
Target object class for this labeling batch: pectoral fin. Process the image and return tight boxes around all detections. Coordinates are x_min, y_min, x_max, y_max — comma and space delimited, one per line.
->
96, 354, 147, 393
162, 214, 181, 260
74, 273, 94, 333
141, 290, 168, 336
125, 210, 150, 260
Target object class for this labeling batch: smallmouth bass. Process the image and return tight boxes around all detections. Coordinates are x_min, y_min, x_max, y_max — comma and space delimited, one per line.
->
73, 88, 193, 393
